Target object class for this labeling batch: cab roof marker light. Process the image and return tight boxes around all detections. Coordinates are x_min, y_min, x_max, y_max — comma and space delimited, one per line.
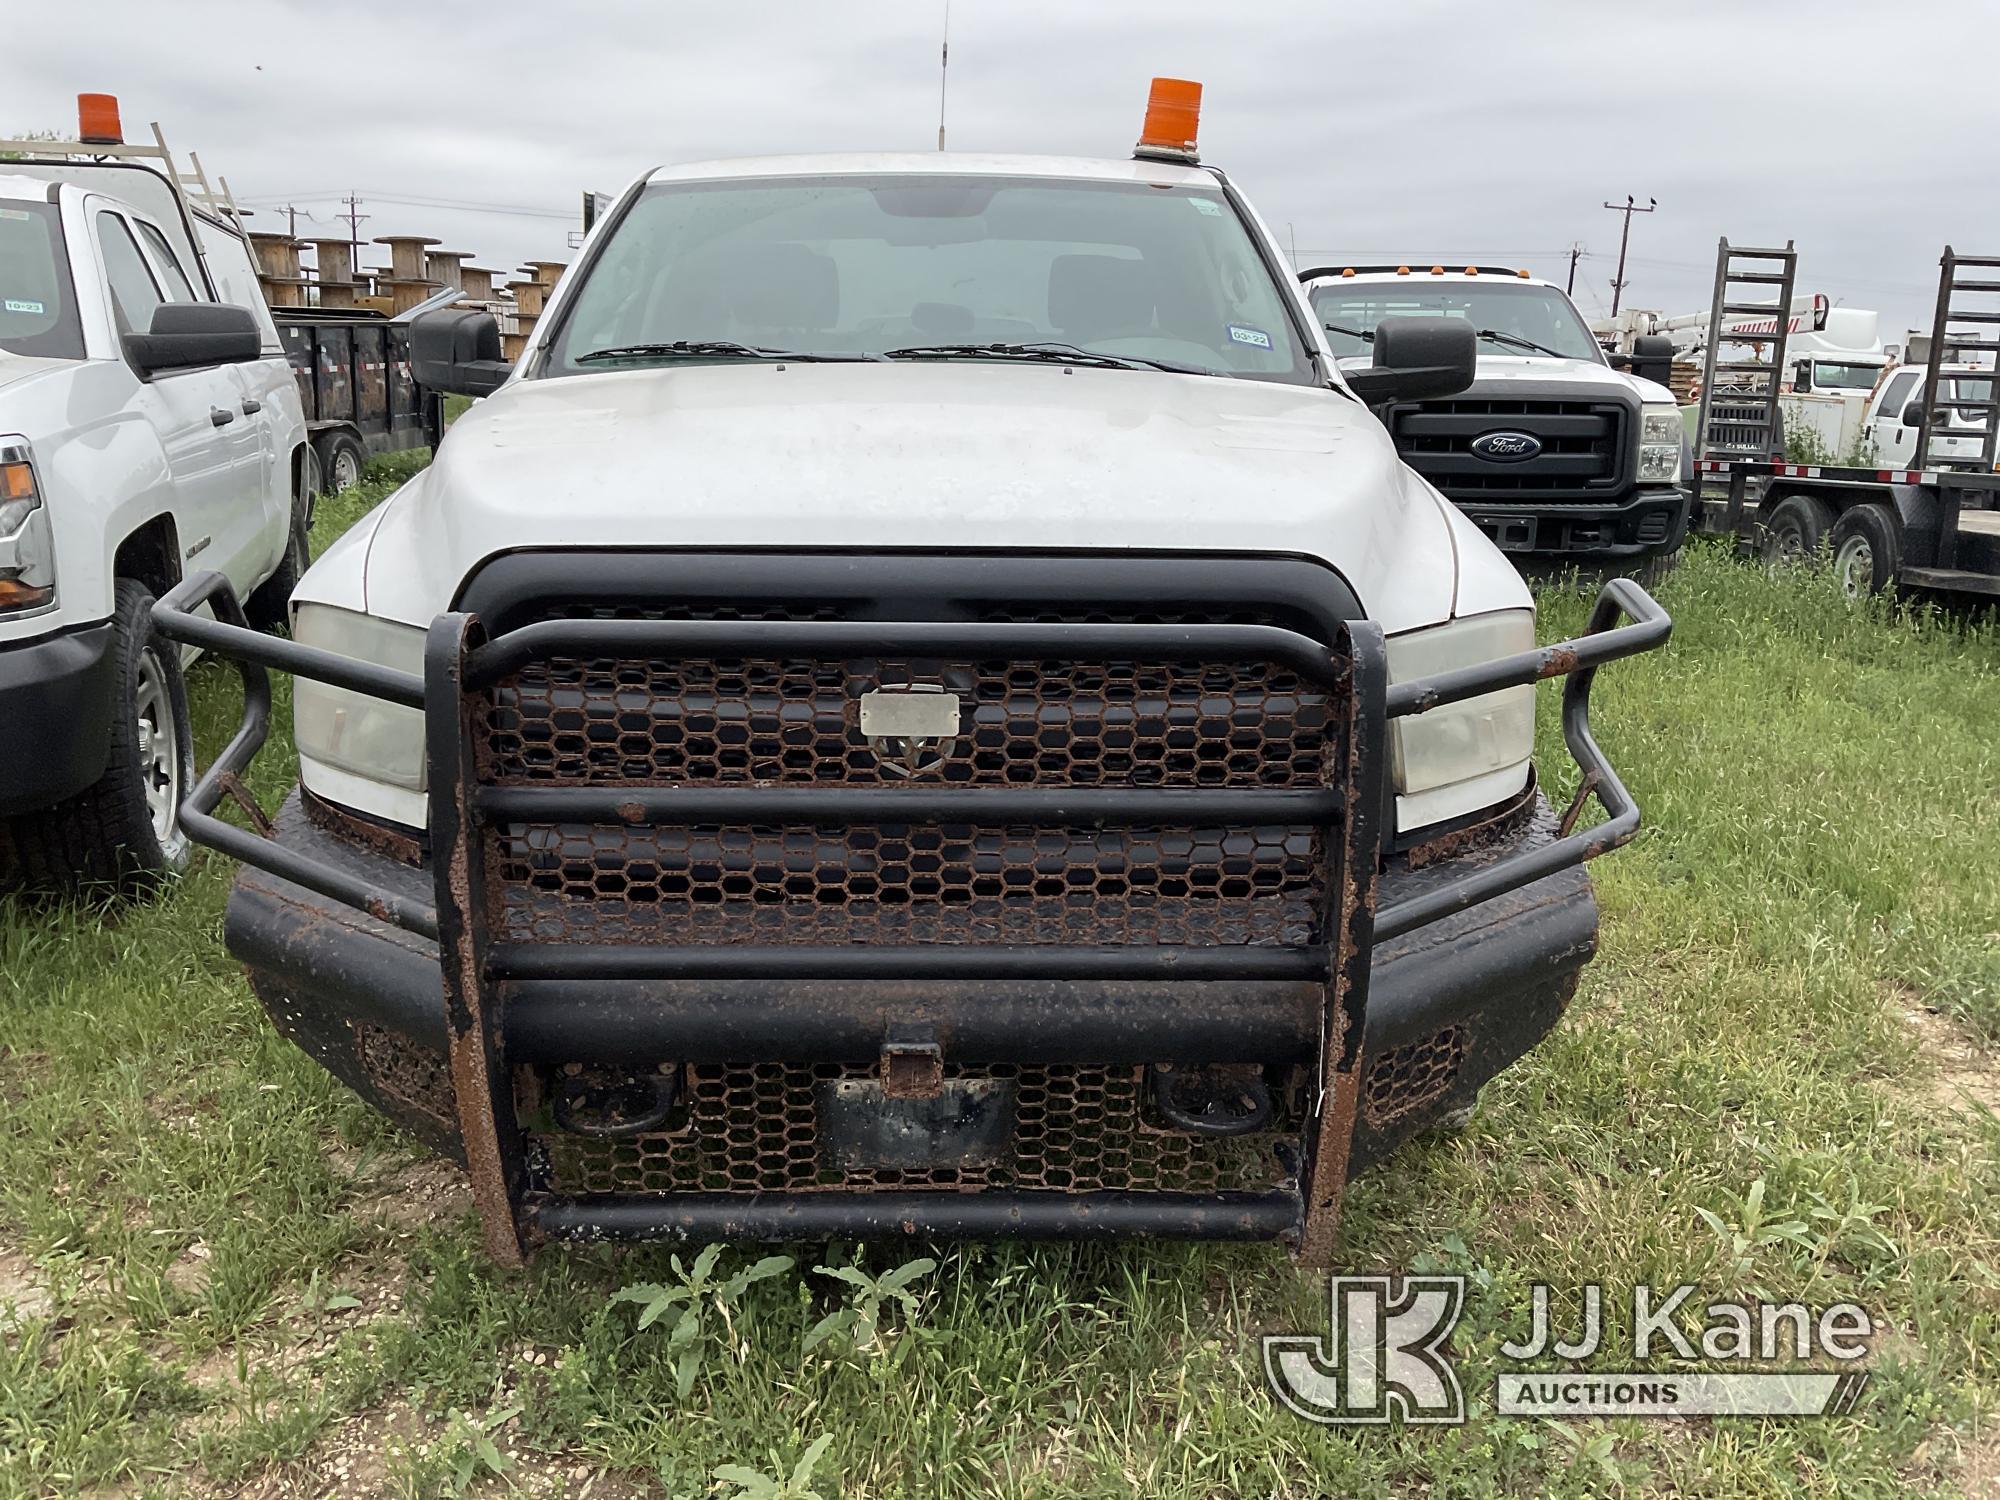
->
1341, 268, 1356, 277
1431, 266, 1445, 275
1465, 266, 1479, 276
77, 92, 122, 146
1396, 265, 1410, 275
1518, 268, 1532, 278
1133, 77, 1202, 164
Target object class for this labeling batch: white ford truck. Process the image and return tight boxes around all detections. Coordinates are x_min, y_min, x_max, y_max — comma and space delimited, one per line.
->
158, 82, 1667, 1263
1301, 266, 1691, 576
0, 105, 310, 894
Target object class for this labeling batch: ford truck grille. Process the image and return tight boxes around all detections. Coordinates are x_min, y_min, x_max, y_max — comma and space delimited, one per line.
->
1393, 398, 1629, 502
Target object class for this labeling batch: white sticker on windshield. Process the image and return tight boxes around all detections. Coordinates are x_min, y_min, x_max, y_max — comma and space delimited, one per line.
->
4, 299, 45, 315
0, 208, 30, 222
1228, 324, 1273, 350
1189, 198, 1223, 216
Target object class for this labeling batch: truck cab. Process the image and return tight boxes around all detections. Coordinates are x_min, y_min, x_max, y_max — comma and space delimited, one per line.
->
0, 104, 309, 894
157, 83, 1668, 1262
1865, 363, 1995, 468
1302, 267, 1691, 573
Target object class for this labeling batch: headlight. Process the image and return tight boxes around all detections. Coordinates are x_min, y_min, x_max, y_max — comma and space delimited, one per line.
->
293, 605, 427, 791
1637, 402, 1683, 483
0, 448, 55, 614
1384, 609, 1536, 812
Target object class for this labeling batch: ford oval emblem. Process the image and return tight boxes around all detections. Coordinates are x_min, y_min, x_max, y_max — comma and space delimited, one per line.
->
1470, 430, 1543, 462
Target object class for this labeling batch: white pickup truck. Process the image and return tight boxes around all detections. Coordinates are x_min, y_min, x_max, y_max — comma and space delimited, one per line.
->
157, 82, 1668, 1263
0, 108, 309, 895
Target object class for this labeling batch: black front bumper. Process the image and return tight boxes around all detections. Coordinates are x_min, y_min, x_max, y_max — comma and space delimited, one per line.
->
1460, 485, 1691, 563
0, 620, 119, 816
227, 788, 1597, 1193
158, 565, 1666, 1263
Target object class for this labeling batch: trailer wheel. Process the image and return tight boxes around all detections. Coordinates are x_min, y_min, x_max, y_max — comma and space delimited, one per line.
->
314, 430, 369, 494
1829, 503, 1899, 598
1760, 494, 1835, 562
0, 580, 192, 898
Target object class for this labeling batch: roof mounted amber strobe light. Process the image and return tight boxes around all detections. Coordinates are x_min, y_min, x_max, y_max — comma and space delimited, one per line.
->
77, 93, 123, 146
1133, 77, 1202, 163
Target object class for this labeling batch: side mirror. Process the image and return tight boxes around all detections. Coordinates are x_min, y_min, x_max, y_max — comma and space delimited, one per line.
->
1629, 334, 1675, 388
1902, 398, 1927, 427
411, 307, 511, 397
1343, 316, 1476, 404
123, 302, 261, 375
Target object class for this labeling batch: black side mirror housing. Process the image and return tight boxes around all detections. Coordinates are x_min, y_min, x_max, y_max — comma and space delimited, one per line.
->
411, 307, 512, 397
1902, 398, 1928, 427
1628, 334, 1675, 388
123, 302, 261, 375
1343, 316, 1477, 404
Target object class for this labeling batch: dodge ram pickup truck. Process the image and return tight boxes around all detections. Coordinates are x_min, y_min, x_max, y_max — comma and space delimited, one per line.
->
158, 81, 1668, 1263
0, 101, 310, 895
1301, 265, 1691, 577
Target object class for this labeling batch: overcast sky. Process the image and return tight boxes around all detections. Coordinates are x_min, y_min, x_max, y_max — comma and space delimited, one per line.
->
14, 1, 1999, 342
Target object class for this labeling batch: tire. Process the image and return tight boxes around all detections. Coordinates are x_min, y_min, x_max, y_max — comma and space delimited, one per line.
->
1760, 493, 1836, 563
1635, 549, 1681, 589
314, 429, 368, 494
1828, 502, 1900, 598
246, 446, 319, 631
0, 580, 193, 898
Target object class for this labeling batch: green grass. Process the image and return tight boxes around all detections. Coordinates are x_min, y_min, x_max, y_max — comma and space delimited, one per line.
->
0, 475, 1996, 1497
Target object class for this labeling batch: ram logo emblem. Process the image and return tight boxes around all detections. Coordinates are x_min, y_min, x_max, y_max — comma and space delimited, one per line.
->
859, 686, 962, 779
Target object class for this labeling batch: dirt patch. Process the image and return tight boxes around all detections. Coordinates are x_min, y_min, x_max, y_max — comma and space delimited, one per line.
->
1951, 1423, 1999, 1499
1901, 1004, 2000, 1121
0, 1250, 52, 1321
355, 1155, 473, 1233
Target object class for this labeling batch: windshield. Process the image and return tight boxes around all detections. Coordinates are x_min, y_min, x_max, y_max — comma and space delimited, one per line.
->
0, 202, 85, 361
1809, 361, 1882, 391
1309, 279, 1602, 363
546, 175, 1314, 383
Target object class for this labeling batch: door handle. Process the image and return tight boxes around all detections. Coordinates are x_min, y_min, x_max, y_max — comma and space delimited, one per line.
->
209, 407, 235, 427
240, 398, 262, 416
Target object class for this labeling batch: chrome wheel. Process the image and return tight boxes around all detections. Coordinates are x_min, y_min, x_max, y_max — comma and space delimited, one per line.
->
133, 649, 184, 854
1834, 533, 1873, 598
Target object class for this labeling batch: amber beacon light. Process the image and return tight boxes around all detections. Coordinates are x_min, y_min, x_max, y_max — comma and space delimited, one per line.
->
77, 93, 124, 146
1134, 77, 1202, 162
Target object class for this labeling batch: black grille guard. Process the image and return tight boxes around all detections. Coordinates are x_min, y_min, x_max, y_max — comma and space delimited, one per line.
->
154, 572, 1669, 1262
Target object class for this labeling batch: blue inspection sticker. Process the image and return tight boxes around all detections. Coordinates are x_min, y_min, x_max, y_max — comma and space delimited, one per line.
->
1228, 324, 1273, 350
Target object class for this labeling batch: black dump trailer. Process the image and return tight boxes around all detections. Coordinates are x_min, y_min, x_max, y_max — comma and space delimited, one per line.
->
273, 307, 445, 493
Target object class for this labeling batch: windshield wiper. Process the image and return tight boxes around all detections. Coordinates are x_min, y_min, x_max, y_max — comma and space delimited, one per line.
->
1322, 322, 1375, 344
575, 340, 884, 364
882, 341, 1213, 376
1475, 328, 1569, 360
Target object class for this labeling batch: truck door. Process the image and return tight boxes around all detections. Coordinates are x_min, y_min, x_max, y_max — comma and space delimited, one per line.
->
1869, 368, 1922, 467
92, 205, 264, 589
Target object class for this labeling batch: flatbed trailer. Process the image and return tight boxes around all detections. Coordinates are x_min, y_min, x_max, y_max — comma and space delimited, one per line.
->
1696, 458, 2000, 600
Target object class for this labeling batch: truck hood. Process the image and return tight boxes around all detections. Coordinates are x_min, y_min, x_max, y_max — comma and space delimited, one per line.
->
1338, 352, 1674, 405
0, 351, 74, 396
335, 362, 1474, 634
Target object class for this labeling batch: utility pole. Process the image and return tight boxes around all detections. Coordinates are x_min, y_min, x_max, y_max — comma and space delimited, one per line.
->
1566, 242, 1584, 295
342, 192, 367, 277
936, 0, 951, 150
285, 203, 298, 238
1602, 195, 1656, 317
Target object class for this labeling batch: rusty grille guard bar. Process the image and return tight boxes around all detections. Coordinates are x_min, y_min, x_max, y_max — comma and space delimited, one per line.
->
154, 574, 1668, 949
153, 572, 1668, 1261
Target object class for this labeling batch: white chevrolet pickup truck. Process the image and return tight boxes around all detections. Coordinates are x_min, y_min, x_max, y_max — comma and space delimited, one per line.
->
0, 106, 309, 894
158, 82, 1668, 1263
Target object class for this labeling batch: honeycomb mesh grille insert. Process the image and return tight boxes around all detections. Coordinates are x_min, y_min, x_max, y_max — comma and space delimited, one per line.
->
529, 1063, 1297, 1196
488, 821, 1325, 946
355, 1023, 455, 1125
1361, 1026, 1465, 1126
474, 656, 1334, 788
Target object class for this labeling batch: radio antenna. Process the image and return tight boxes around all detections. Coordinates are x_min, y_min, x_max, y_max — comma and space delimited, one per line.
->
937, 0, 951, 150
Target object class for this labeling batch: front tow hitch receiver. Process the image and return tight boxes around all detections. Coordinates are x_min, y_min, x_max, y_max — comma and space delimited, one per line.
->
1151, 1063, 1276, 1137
